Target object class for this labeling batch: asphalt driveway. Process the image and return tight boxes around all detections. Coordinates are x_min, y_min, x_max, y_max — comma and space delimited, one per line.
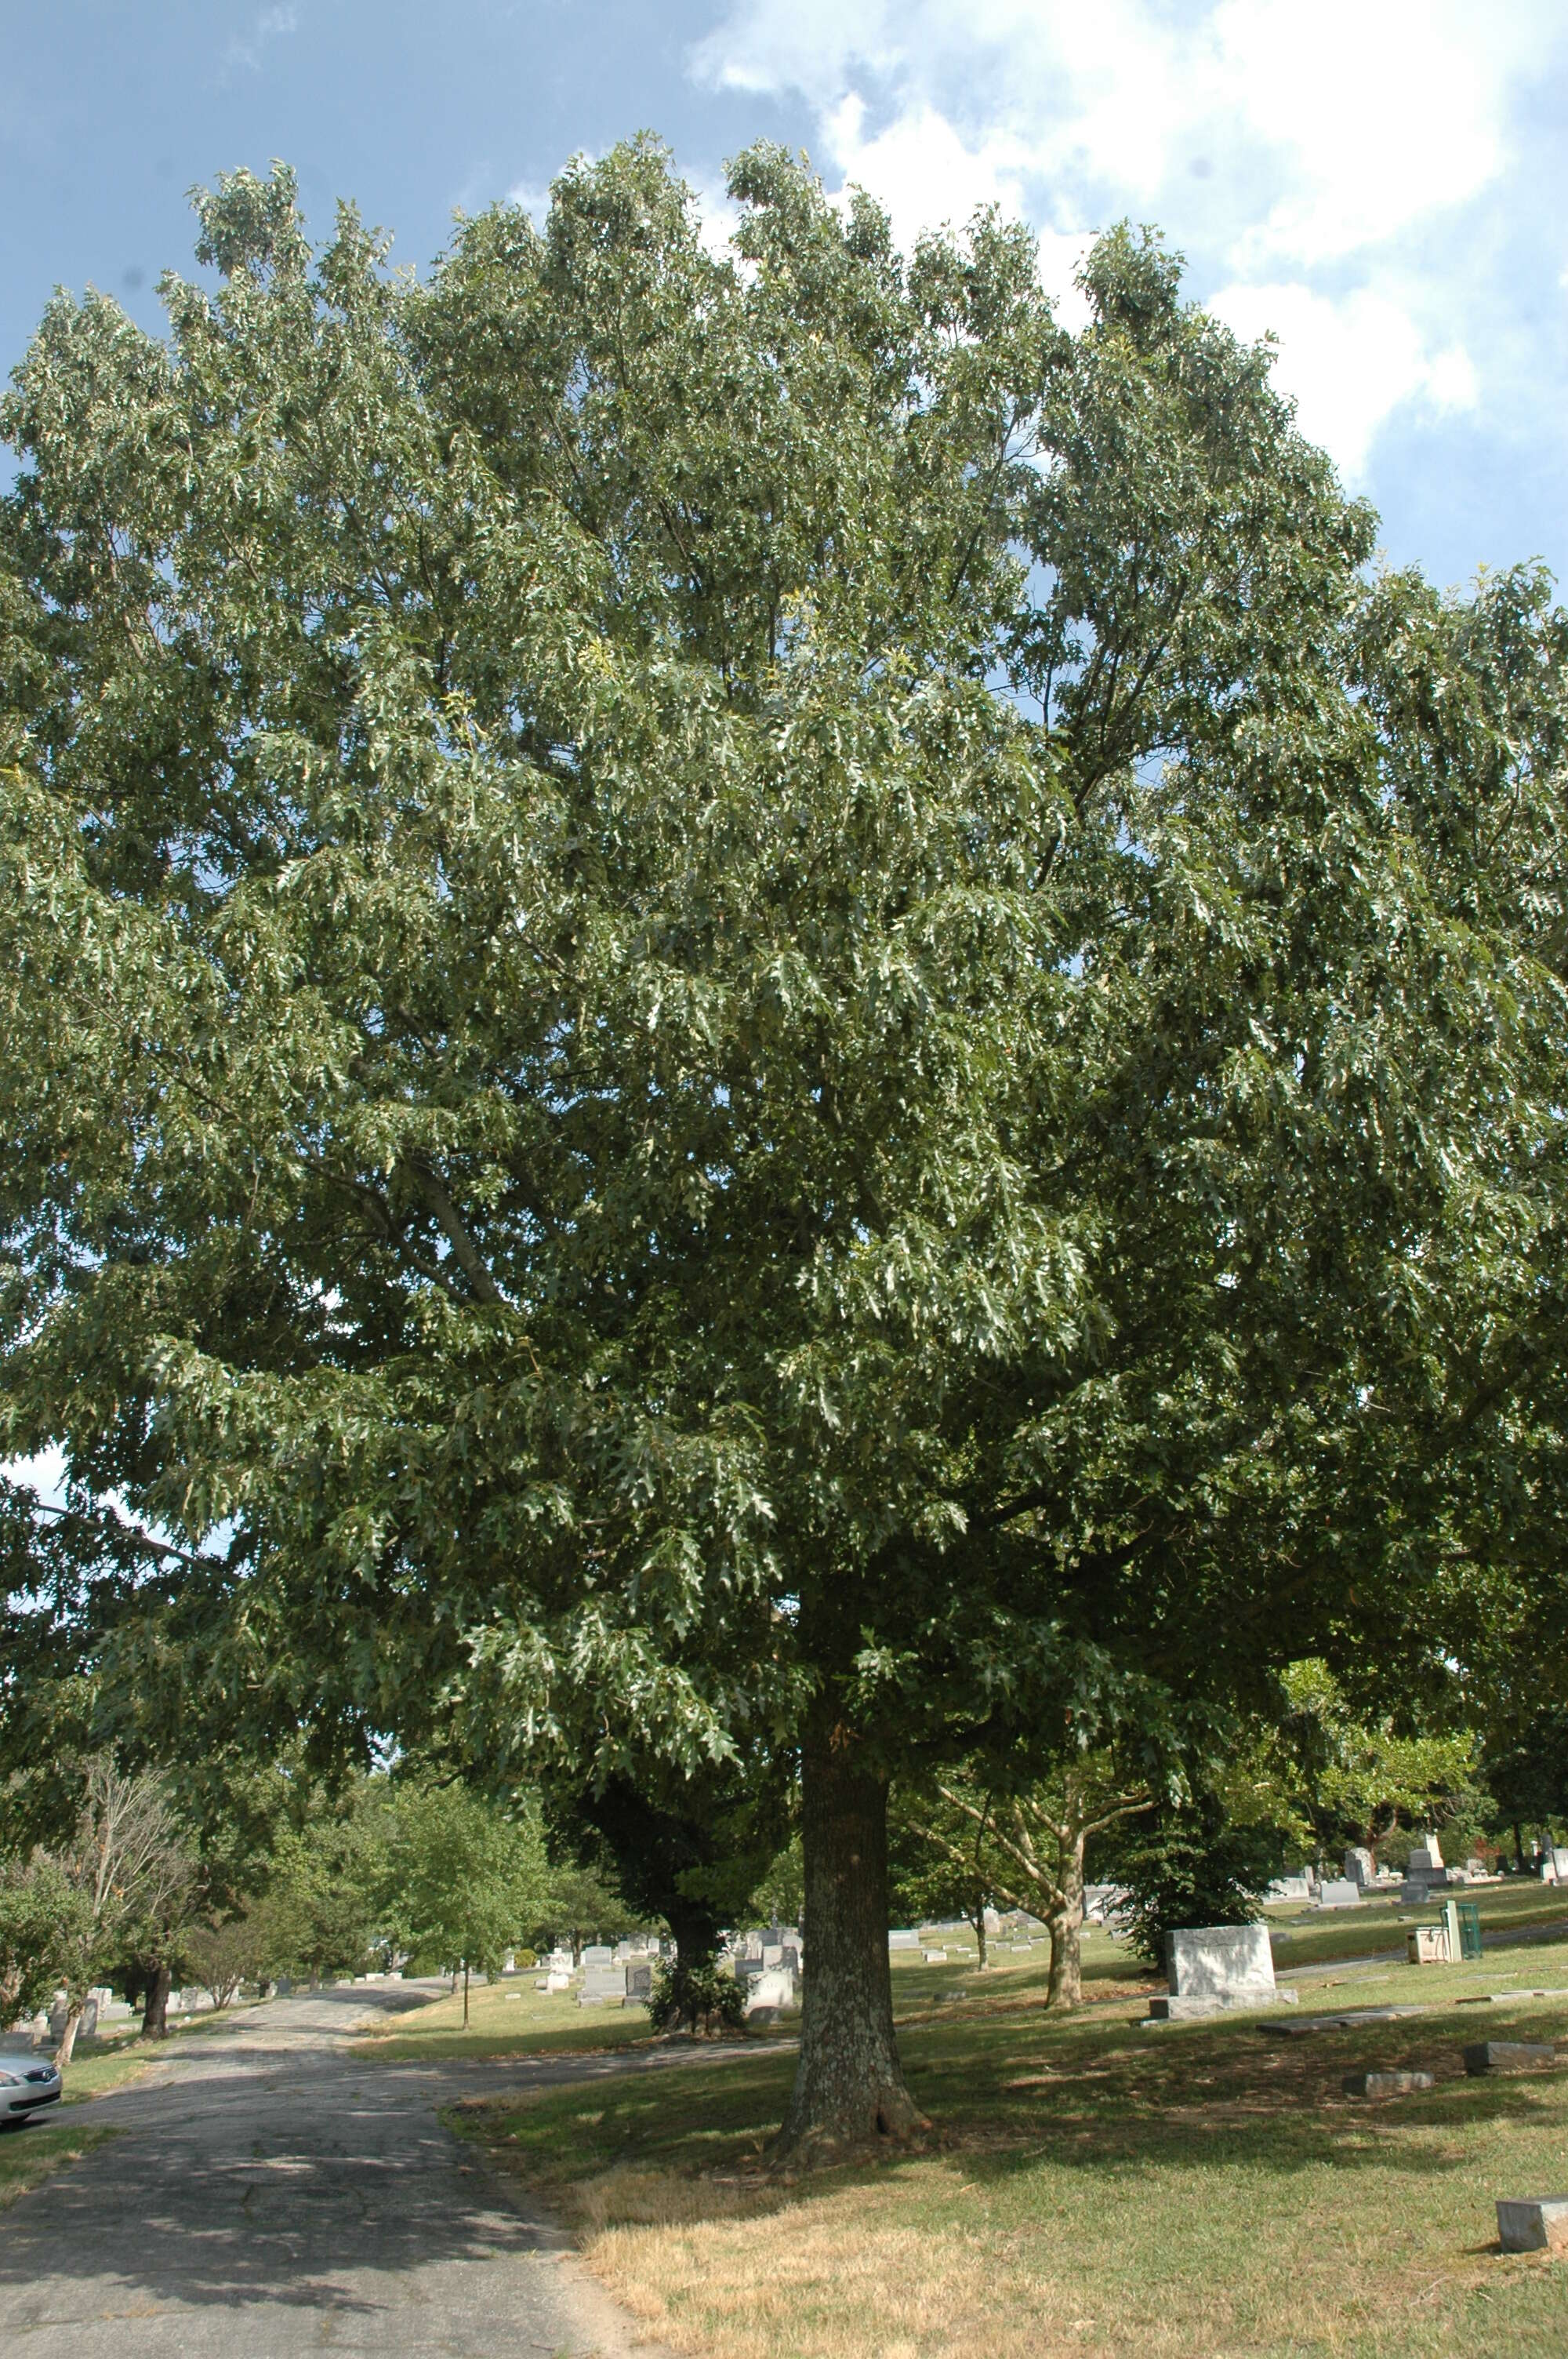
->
0, 1985, 678, 2357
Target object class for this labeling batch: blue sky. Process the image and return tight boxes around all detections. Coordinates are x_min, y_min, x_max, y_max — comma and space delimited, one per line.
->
2, 1, 1566, 591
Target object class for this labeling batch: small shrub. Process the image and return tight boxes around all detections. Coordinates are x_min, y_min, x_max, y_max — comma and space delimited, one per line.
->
647, 1958, 747, 2037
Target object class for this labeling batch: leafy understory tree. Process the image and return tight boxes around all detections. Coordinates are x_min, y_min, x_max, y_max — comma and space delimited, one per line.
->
385, 1782, 550, 2025
1105, 1782, 1290, 1974
2, 142, 1563, 2159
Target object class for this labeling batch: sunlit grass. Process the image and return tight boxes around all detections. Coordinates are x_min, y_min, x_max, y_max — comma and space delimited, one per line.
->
351, 1968, 655, 2061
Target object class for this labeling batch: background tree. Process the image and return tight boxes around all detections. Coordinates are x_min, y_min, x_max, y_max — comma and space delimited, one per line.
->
384, 1781, 550, 2023
181, 1913, 263, 2012
2, 144, 1562, 2162
1101, 1784, 1290, 1973
1480, 1699, 1568, 1867
41, 1761, 194, 2061
547, 1755, 792, 1975
541, 1860, 641, 1966
0, 1857, 88, 2029
889, 1783, 998, 1966
1276, 1660, 1484, 1873
906, 1757, 1154, 2007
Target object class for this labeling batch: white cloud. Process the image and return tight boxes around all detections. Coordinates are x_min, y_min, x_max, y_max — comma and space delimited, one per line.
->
691, 0, 1555, 477
1208, 281, 1477, 482
503, 179, 554, 224
822, 93, 1030, 247
223, 2, 299, 77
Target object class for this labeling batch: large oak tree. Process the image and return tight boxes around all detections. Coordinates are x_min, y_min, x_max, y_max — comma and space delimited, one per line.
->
3, 144, 1563, 2153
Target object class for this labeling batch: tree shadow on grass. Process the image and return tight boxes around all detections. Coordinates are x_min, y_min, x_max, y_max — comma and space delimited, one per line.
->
466, 2008, 1568, 2240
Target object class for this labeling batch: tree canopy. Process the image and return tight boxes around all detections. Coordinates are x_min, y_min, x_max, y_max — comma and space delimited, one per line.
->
2, 139, 1563, 2150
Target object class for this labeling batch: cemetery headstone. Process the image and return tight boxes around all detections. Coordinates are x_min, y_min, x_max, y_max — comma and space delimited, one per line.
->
1146, 1925, 1297, 2020
625, 1961, 653, 2003
1497, 2197, 1568, 2253
1316, 1878, 1363, 1908
578, 1962, 626, 2008
1345, 1847, 1376, 1888
887, 1930, 920, 1952
1341, 2070, 1434, 2097
1463, 2040, 1559, 2077
581, 1944, 613, 1965
743, 1966, 796, 2016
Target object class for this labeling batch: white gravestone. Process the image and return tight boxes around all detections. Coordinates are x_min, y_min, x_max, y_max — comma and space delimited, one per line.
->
1147, 1925, 1298, 2020
581, 1944, 614, 1965
887, 1929, 920, 1952
578, 1964, 626, 2008
743, 1966, 796, 2016
1317, 1878, 1363, 1908
1345, 1848, 1376, 1887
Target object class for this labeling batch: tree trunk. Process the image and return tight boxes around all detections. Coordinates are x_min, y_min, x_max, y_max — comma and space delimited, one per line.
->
54, 2005, 85, 2069
775, 1709, 927, 2165
669, 1901, 722, 1973
463, 1961, 470, 2026
141, 1960, 172, 2039
1044, 1836, 1086, 2009
971, 1907, 989, 1969
1514, 1820, 1526, 1871
571, 1928, 583, 1968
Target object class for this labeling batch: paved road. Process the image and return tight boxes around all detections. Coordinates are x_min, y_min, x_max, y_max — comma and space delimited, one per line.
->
0, 1986, 681, 2357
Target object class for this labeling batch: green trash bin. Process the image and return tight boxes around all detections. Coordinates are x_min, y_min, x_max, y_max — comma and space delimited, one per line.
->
1443, 1898, 1483, 1961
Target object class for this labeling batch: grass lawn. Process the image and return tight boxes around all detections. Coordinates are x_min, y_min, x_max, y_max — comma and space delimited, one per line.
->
351, 1971, 655, 2062
1266, 1881, 1568, 1976
0, 2119, 118, 2208
454, 1917, 1568, 2359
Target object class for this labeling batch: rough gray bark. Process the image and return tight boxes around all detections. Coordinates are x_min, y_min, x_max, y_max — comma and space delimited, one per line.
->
1044, 1836, 1086, 2008
141, 1960, 172, 2039
775, 1710, 926, 2165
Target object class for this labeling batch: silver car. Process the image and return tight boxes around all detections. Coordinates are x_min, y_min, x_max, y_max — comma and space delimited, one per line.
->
0, 2056, 62, 2128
